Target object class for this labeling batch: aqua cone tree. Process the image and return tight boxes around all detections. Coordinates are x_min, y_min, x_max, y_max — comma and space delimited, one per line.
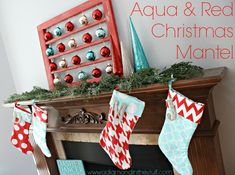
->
129, 17, 150, 72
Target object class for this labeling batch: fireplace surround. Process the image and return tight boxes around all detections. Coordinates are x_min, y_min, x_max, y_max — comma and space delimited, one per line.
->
31, 67, 225, 175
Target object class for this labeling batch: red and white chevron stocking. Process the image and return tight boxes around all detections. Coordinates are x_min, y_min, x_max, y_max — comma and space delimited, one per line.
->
99, 90, 145, 170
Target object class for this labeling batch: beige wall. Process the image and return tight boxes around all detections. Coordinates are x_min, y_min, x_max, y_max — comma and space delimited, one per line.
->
0, 0, 234, 174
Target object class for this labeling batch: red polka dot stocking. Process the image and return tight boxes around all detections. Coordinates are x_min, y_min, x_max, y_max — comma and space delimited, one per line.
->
99, 90, 145, 170
11, 106, 33, 155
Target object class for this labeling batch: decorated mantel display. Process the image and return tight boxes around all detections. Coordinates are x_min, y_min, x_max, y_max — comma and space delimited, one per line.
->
37, 0, 122, 89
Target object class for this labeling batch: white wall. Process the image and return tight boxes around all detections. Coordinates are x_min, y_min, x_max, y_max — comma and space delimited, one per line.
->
0, 0, 234, 174
0, 36, 37, 174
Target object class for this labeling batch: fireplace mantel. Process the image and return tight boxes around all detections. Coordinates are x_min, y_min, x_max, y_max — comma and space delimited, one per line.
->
18, 67, 226, 175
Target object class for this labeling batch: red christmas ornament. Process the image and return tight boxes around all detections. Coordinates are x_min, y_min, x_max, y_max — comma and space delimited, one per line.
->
64, 74, 73, 84
57, 43, 66, 52
92, 9, 103, 20
65, 21, 75, 32
44, 32, 53, 41
100, 46, 111, 57
72, 55, 81, 65
82, 33, 92, 43
92, 67, 102, 78
49, 62, 57, 71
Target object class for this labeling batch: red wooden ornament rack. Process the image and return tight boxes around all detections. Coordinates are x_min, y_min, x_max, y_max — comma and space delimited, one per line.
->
37, 0, 122, 90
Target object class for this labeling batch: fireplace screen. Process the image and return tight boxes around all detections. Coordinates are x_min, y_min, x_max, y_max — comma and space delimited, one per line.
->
62, 141, 173, 175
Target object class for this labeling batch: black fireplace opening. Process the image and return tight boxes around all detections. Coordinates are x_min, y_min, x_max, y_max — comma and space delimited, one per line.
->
62, 141, 173, 175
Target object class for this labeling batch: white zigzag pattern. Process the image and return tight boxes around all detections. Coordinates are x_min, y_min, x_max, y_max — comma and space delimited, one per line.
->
169, 90, 204, 123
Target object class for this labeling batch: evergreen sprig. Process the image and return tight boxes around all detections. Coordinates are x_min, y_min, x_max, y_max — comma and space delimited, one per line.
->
5, 62, 203, 103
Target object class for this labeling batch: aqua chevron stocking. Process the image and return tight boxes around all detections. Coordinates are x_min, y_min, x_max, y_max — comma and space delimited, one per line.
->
159, 87, 205, 175
32, 104, 51, 157
99, 90, 145, 170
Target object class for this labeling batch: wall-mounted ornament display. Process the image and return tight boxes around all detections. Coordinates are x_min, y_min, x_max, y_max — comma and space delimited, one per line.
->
65, 21, 75, 32
95, 27, 106, 39
92, 9, 103, 20
68, 38, 77, 49
72, 55, 81, 65
79, 15, 88, 25
54, 27, 63, 36
38, 0, 123, 89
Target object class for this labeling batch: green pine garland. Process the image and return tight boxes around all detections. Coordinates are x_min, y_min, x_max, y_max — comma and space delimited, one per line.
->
5, 62, 203, 103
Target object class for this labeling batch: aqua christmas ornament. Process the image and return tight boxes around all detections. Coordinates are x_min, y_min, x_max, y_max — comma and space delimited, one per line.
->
79, 15, 88, 25
86, 50, 96, 61
96, 27, 106, 39
54, 27, 63, 36
46, 47, 54, 56
129, 17, 150, 72
78, 71, 87, 80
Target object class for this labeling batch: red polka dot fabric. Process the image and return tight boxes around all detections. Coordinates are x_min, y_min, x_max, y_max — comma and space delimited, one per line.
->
11, 108, 33, 155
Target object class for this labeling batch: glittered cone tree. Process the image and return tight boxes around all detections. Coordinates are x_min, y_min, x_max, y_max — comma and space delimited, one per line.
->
129, 17, 150, 72
121, 41, 134, 77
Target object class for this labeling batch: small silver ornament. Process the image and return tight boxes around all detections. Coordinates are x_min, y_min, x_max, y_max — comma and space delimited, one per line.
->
59, 58, 67, 68
105, 64, 113, 74
79, 15, 88, 25
53, 76, 61, 85
68, 38, 77, 48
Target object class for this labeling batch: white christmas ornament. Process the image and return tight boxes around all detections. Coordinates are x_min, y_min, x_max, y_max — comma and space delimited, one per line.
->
79, 15, 88, 25
68, 38, 77, 48
59, 58, 67, 68
53, 77, 61, 85
121, 41, 134, 77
